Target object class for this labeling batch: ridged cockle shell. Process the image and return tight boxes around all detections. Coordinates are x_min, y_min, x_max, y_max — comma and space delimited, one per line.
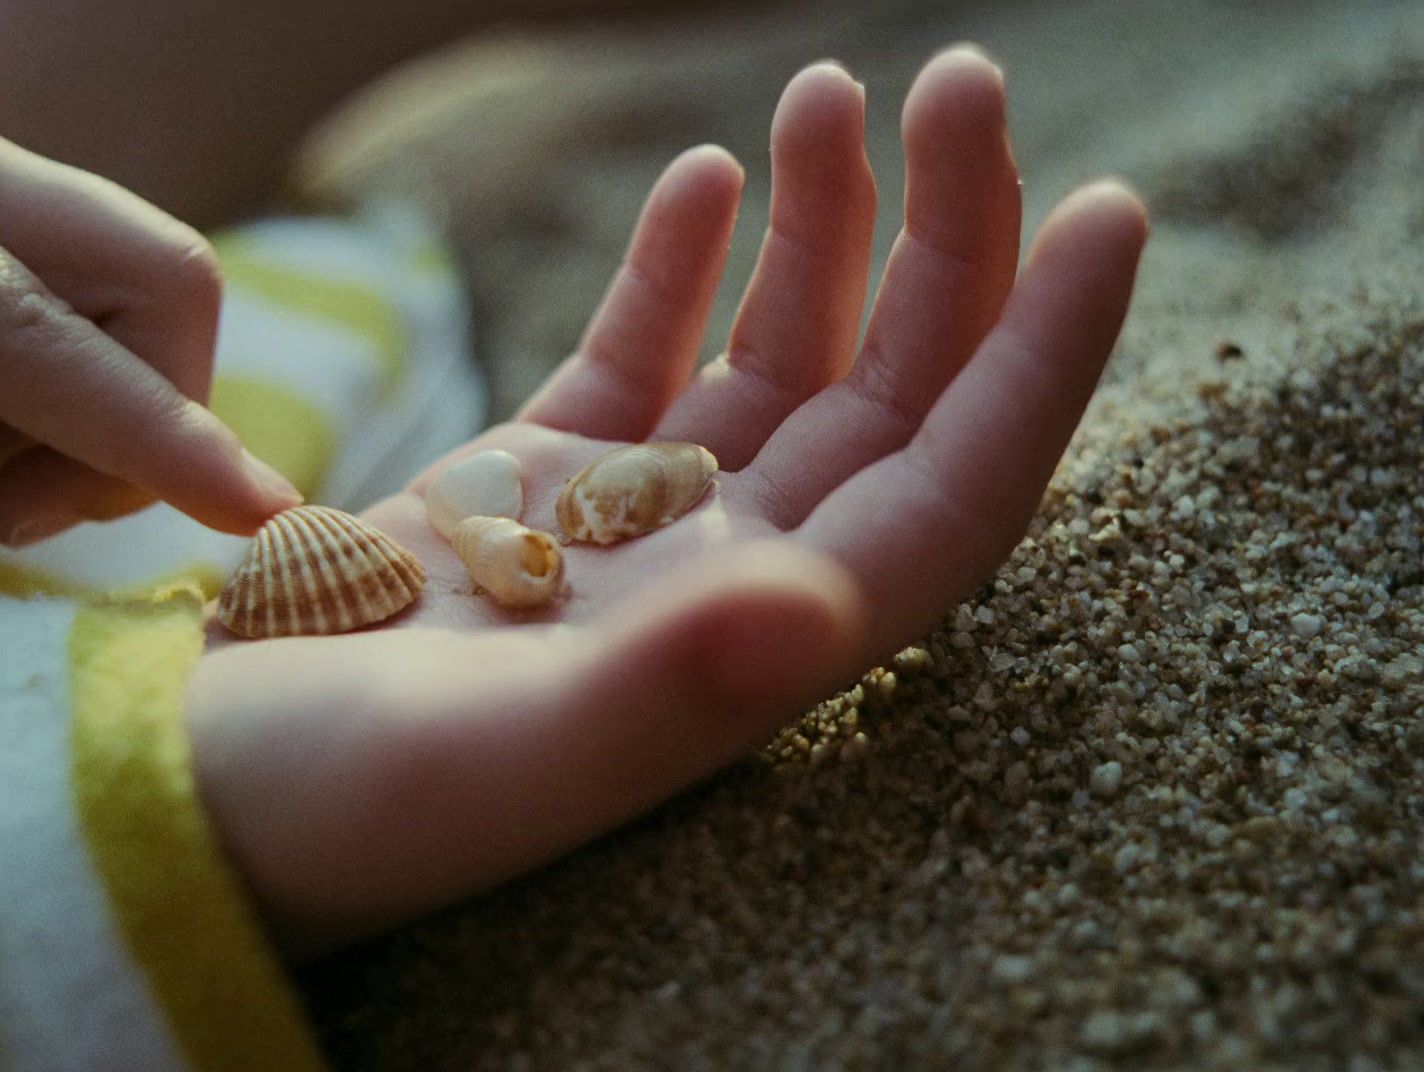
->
453, 516, 564, 608
555, 443, 717, 545
425, 449, 524, 539
217, 505, 425, 638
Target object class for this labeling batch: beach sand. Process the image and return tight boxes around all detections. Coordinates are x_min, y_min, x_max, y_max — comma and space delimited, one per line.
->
295, 1, 1424, 1066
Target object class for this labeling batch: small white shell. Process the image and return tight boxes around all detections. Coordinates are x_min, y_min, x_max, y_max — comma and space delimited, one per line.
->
218, 505, 425, 637
425, 450, 524, 539
555, 443, 717, 545
453, 516, 564, 608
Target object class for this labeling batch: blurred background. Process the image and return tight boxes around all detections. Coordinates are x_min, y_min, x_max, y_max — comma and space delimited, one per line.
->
297, 0, 1423, 420
5, 0, 1421, 425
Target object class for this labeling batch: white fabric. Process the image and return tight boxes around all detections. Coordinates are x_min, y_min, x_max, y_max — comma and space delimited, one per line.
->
213, 287, 385, 433
0, 598, 187, 1072
287, 207, 485, 509
0, 506, 251, 595
220, 206, 484, 509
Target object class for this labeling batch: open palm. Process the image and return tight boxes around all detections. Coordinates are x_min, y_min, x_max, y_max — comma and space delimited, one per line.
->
187, 48, 1147, 955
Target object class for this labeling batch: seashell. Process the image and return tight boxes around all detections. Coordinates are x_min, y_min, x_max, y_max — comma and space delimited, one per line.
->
555, 443, 717, 545
218, 505, 425, 638
425, 449, 524, 539
453, 516, 564, 608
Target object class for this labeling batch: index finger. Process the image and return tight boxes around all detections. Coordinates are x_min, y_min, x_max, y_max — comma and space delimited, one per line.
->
0, 247, 301, 535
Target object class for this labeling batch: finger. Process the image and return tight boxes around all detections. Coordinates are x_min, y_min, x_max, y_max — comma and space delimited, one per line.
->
799, 181, 1148, 655
517, 145, 744, 441
0, 137, 224, 402
0, 448, 153, 547
192, 542, 864, 946
745, 46, 1021, 527
0, 426, 33, 469
0, 248, 301, 538
655, 62, 877, 467
0, 139, 246, 544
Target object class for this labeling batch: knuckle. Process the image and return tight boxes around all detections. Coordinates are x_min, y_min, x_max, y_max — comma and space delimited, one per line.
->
170, 393, 230, 445
0, 286, 79, 353
985, 327, 1044, 399
748, 465, 800, 532
84, 481, 155, 522
165, 233, 225, 310
846, 351, 920, 436
619, 260, 679, 315
725, 343, 803, 405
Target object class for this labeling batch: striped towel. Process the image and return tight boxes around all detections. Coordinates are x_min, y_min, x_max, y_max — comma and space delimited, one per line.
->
0, 209, 482, 1072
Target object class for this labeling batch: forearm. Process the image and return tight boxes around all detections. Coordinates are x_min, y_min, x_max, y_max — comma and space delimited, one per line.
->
0, 0, 706, 227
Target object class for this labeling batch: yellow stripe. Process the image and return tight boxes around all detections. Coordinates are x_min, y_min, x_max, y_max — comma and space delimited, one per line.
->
0, 560, 225, 602
70, 596, 327, 1072
214, 235, 407, 390
0, 558, 90, 599
410, 238, 458, 281
209, 375, 337, 498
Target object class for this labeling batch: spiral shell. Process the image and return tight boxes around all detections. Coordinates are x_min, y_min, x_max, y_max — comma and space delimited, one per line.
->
555, 443, 717, 545
453, 516, 564, 608
425, 449, 524, 539
217, 505, 425, 637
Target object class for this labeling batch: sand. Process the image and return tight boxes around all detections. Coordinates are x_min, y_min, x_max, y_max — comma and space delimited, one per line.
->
294, 1, 1424, 1067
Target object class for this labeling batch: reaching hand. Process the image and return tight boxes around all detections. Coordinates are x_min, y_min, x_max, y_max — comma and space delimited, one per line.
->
0, 139, 301, 547
186, 47, 1147, 956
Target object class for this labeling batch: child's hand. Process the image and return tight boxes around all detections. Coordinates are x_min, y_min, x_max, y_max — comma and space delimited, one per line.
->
0, 139, 302, 547
186, 48, 1148, 955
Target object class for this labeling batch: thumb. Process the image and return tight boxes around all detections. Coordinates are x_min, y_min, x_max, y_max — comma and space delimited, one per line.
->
223, 541, 867, 951
564, 539, 869, 783
426, 540, 865, 938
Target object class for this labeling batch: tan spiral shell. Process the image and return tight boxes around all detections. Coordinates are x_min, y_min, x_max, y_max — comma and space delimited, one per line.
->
453, 516, 564, 608
217, 505, 425, 638
555, 443, 718, 545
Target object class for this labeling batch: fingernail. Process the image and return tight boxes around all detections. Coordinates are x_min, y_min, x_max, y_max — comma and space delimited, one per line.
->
938, 42, 1004, 79
811, 58, 864, 94
941, 41, 990, 61
2, 511, 81, 548
240, 448, 303, 508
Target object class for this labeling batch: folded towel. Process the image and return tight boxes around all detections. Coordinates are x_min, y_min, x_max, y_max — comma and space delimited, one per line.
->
0, 591, 328, 1072
0, 208, 482, 1071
